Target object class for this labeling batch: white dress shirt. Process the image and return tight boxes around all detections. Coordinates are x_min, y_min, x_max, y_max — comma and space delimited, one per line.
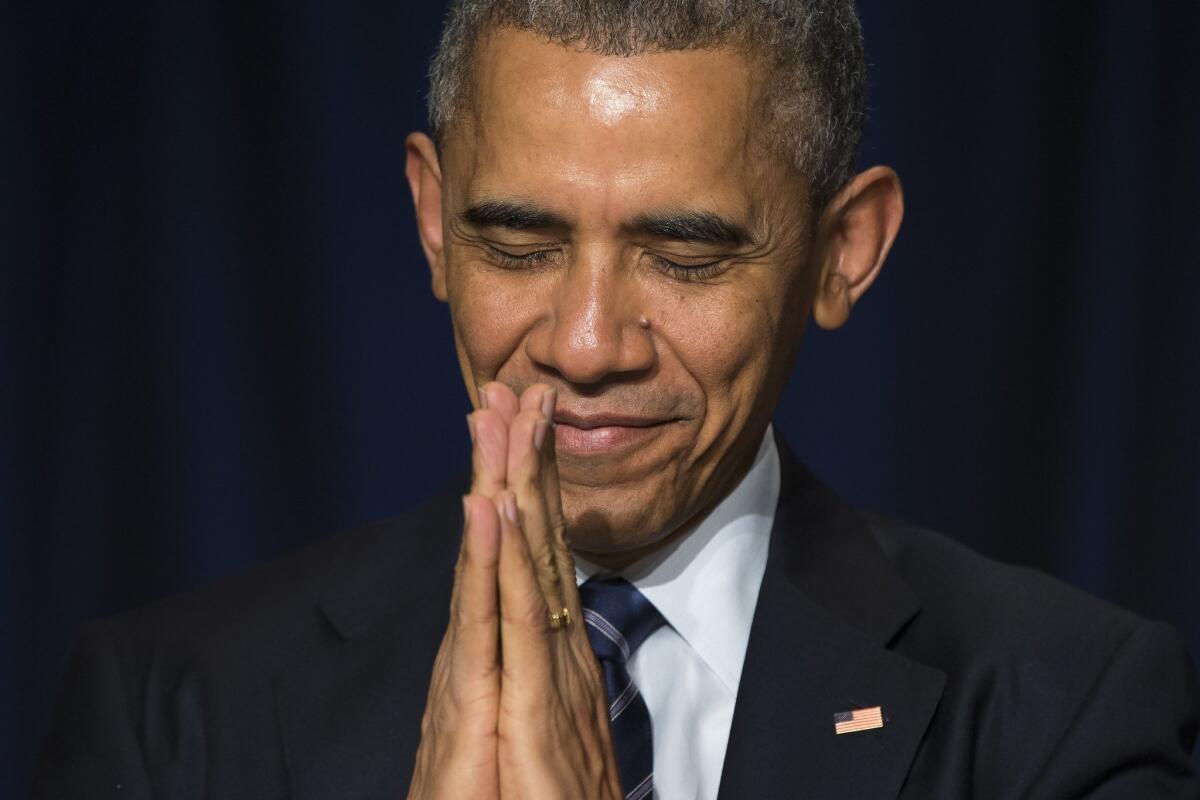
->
574, 426, 780, 800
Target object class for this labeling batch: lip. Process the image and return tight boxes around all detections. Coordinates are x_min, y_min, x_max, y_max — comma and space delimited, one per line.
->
553, 410, 666, 430
552, 410, 674, 456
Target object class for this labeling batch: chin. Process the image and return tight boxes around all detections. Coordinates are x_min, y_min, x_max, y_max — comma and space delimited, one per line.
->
560, 489, 672, 556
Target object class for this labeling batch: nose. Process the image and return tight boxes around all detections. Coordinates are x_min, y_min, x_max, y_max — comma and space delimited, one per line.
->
524, 254, 656, 385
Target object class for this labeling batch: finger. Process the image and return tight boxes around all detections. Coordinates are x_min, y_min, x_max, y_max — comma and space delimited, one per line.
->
506, 397, 563, 614
468, 408, 508, 498
521, 386, 578, 617
480, 381, 519, 426
540, 418, 583, 624
514, 385, 584, 641
518, 383, 547, 416
451, 494, 501, 681
495, 491, 553, 688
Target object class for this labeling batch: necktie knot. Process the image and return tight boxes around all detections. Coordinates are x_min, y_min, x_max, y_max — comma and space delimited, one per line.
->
579, 576, 665, 666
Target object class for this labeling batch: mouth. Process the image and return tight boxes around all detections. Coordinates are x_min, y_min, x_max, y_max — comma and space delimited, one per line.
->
552, 410, 676, 456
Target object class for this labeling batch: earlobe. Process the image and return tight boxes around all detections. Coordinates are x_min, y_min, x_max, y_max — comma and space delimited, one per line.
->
404, 132, 449, 301
812, 269, 852, 330
812, 166, 904, 331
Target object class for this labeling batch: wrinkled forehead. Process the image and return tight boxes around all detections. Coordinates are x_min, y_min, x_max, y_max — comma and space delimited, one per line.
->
441, 27, 782, 218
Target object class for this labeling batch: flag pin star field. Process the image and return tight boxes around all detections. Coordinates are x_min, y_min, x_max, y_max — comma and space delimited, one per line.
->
833, 706, 885, 735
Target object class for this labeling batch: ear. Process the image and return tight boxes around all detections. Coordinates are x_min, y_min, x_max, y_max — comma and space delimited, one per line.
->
404, 132, 448, 302
811, 166, 904, 330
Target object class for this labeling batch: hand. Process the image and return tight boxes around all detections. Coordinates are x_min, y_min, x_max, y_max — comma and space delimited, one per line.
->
405, 458, 503, 798
407, 383, 623, 800
490, 384, 624, 798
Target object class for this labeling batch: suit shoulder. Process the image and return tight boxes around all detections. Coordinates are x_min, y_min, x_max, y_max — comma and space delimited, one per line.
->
100, 490, 461, 676
866, 516, 1142, 648
864, 518, 1200, 793
40, 492, 462, 795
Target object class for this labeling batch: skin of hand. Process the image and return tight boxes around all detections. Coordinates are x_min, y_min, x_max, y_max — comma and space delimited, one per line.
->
407, 382, 622, 800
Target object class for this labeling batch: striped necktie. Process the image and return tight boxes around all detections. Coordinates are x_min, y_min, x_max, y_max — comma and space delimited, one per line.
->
579, 576, 666, 800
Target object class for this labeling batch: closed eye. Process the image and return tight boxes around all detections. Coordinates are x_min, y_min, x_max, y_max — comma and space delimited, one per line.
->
651, 254, 729, 281
483, 245, 728, 280
484, 245, 558, 269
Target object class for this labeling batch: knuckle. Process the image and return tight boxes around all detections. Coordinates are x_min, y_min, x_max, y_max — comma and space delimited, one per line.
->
502, 597, 548, 632
517, 469, 540, 493
451, 593, 495, 629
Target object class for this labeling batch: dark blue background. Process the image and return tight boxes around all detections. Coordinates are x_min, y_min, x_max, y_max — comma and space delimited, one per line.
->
5, 1, 1199, 792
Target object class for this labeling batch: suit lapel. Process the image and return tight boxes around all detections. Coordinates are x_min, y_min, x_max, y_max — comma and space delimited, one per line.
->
274, 610, 443, 800
273, 493, 463, 800
717, 439, 946, 799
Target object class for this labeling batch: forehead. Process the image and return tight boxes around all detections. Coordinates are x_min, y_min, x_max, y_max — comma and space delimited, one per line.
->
445, 28, 777, 218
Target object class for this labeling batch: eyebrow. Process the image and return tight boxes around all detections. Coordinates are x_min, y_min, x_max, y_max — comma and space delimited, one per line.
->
460, 199, 754, 247
459, 200, 570, 231
627, 210, 755, 247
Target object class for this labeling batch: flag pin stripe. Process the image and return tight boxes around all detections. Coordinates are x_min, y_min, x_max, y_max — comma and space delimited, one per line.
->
833, 705, 884, 735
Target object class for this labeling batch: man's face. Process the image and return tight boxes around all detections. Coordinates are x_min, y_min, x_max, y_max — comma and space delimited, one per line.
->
428, 29, 821, 557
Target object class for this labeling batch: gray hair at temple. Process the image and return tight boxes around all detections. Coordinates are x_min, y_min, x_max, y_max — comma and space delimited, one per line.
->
426, 0, 867, 210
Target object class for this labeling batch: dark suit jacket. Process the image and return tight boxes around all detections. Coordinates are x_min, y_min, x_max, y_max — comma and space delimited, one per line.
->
33, 441, 1200, 798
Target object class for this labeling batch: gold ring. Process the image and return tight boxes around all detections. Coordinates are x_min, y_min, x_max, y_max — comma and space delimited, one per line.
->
549, 607, 572, 630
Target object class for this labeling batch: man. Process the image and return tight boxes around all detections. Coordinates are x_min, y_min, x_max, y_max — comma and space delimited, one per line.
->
34, 1, 1199, 798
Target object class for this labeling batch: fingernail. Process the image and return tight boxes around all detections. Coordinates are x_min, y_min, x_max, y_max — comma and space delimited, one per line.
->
466, 413, 477, 444
462, 496, 471, 525
503, 493, 519, 525
540, 387, 556, 421
534, 418, 548, 450
478, 385, 489, 409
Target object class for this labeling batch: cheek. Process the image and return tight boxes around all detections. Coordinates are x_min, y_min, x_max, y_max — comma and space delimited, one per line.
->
448, 265, 546, 378
651, 279, 784, 412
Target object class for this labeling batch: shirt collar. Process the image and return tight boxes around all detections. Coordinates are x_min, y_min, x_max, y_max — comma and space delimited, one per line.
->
574, 425, 780, 692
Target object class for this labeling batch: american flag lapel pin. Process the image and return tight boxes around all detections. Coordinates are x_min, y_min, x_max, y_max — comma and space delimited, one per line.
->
833, 705, 885, 735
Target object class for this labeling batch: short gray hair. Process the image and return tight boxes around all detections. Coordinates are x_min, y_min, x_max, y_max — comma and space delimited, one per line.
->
426, 0, 867, 208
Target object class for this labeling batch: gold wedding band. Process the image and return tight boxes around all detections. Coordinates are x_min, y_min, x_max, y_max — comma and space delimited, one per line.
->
549, 607, 572, 630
